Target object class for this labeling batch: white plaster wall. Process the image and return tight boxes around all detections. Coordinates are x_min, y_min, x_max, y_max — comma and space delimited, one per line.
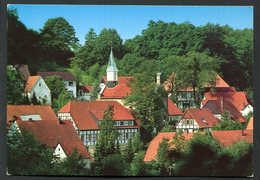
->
241, 105, 253, 116
107, 71, 118, 81
28, 77, 51, 105
53, 144, 67, 160
64, 81, 77, 97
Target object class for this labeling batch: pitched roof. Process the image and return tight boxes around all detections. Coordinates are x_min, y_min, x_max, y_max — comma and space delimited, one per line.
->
14, 64, 30, 81
211, 130, 253, 147
168, 98, 183, 116
7, 105, 59, 125
16, 120, 91, 158
163, 74, 230, 92
24, 76, 41, 92
101, 84, 131, 99
246, 117, 253, 130
144, 132, 193, 162
58, 101, 137, 130
101, 76, 133, 85
181, 108, 219, 128
202, 91, 250, 112
79, 85, 93, 93
203, 99, 246, 123
37, 71, 76, 81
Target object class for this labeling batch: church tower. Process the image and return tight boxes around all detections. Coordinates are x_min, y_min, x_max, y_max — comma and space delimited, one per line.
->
106, 49, 118, 88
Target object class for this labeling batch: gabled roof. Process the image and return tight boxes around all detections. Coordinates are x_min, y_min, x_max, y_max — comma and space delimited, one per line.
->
163, 74, 230, 92
101, 76, 133, 85
246, 117, 253, 130
203, 99, 246, 123
37, 71, 76, 81
58, 101, 137, 130
144, 132, 193, 162
202, 91, 250, 112
24, 76, 41, 92
14, 64, 30, 81
211, 130, 253, 147
101, 84, 131, 99
181, 108, 219, 128
16, 120, 91, 158
168, 98, 183, 116
79, 85, 93, 93
7, 105, 59, 126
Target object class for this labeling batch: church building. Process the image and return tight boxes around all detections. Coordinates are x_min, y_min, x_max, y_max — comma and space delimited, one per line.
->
98, 49, 133, 105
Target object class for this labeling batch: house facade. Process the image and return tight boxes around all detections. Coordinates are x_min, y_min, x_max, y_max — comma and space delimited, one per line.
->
58, 100, 140, 146
38, 71, 77, 97
7, 105, 91, 161
176, 108, 219, 133
24, 76, 51, 105
77, 85, 93, 101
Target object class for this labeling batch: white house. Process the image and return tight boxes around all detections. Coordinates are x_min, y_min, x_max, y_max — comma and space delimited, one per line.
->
24, 76, 51, 105
37, 71, 77, 98
176, 108, 219, 133
58, 100, 140, 146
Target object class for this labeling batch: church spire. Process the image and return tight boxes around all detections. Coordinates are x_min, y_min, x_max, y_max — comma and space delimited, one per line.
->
106, 48, 118, 87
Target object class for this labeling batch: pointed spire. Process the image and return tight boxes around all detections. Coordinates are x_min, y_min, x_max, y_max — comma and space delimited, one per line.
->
107, 48, 118, 72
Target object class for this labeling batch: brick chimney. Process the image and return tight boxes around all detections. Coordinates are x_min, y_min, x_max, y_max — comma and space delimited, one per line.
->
242, 129, 245, 136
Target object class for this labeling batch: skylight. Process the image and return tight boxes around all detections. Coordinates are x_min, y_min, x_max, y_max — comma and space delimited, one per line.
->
20, 114, 42, 121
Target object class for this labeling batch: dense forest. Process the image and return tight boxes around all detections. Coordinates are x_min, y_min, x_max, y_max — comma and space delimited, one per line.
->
8, 8, 253, 98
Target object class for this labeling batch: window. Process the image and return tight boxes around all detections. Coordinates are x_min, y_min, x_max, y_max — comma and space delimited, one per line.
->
120, 122, 124, 126
69, 82, 73, 86
39, 83, 41, 87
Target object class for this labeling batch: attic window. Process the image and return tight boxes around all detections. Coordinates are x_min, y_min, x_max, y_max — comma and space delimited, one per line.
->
20, 114, 42, 121
201, 118, 208, 125
39, 83, 41, 87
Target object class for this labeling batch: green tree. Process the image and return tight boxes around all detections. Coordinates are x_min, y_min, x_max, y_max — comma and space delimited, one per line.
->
92, 105, 119, 175
174, 133, 221, 176
40, 17, 79, 65
130, 151, 147, 176
132, 132, 144, 153
7, 128, 57, 175
126, 73, 167, 143
163, 51, 221, 107
212, 112, 244, 130
52, 90, 74, 112
31, 92, 41, 105
156, 138, 174, 176
57, 150, 90, 176
102, 154, 129, 176
7, 66, 24, 104
44, 76, 66, 101
8, 8, 42, 65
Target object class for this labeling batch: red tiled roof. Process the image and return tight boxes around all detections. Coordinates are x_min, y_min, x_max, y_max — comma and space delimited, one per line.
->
144, 132, 193, 162
212, 75, 230, 88
7, 105, 58, 125
181, 108, 219, 128
58, 101, 137, 130
16, 120, 91, 158
79, 85, 93, 93
211, 130, 253, 147
168, 98, 183, 116
202, 91, 250, 112
38, 71, 76, 81
203, 99, 246, 123
24, 76, 41, 92
246, 117, 253, 130
101, 84, 131, 99
101, 76, 133, 85
14, 64, 30, 81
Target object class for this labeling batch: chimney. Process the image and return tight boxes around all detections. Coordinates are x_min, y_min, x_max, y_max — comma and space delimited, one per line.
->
220, 96, 224, 113
156, 72, 161, 85
242, 129, 245, 136
97, 93, 101, 100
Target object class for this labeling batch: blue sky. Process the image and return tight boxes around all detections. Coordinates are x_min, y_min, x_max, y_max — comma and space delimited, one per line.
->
9, 5, 253, 45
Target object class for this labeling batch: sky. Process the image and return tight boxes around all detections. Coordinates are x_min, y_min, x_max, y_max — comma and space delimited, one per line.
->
9, 5, 253, 45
